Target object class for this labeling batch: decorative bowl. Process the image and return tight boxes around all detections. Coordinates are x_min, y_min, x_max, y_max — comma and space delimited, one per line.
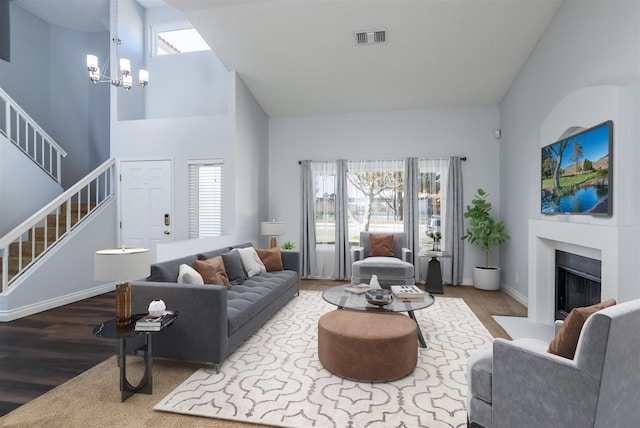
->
365, 288, 394, 307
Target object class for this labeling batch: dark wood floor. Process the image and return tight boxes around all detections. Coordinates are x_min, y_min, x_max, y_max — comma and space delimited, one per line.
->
0, 292, 118, 416
0, 280, 526, 417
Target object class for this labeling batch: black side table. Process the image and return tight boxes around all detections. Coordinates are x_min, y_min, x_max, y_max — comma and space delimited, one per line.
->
420, 251, 450, 294
93, 312, 177, 402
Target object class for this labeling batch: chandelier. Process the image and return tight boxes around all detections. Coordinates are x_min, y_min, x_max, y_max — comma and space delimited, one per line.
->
85, 0, 148, 90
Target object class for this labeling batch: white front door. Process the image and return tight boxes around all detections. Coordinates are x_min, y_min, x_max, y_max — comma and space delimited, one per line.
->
120, 160, 173, 259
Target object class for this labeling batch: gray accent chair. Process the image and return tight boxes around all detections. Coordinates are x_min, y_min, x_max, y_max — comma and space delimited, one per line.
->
351, 232, 414, 286
467, 299, 640, 428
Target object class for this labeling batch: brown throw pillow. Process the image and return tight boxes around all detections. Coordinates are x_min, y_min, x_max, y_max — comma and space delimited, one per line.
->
256, 247, 284, 272
369, 234, 394, 257
193, 257, 232, 289
547, 298, 616, 359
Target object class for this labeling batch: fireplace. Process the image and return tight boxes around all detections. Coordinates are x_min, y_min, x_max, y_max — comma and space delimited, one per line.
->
555, 250, 601, 320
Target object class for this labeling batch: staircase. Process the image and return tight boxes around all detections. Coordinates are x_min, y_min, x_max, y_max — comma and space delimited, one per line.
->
0, 159, 116, 292
1, 87, 67, 184
0, 86, 116, 320
0, 202, 95, 283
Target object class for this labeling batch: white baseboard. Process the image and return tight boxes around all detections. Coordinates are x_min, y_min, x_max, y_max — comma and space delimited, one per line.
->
0, 283, 115, 322
500, 282, 528, 307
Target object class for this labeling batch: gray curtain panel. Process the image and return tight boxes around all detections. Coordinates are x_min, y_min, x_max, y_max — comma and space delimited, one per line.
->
300, 160, 317, 278
404, 158, 419, 258
333, 159, 351, 280
442, 156, 464, 285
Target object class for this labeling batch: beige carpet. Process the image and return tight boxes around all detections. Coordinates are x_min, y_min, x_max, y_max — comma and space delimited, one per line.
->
155, 292, 494, 428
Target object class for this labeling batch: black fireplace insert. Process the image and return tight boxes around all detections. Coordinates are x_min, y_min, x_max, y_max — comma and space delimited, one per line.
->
555, 250, 601, 320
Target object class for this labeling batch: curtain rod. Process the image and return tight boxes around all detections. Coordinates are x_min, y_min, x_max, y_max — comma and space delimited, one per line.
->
298, 157, 467, 165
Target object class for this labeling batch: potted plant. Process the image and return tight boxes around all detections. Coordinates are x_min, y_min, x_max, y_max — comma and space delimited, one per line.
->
461, 188, 510, 290
428, 231, 442, 251
281, 240, 296, 250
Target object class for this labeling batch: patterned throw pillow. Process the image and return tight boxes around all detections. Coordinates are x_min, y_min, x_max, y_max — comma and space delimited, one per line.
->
193, 257, 232, 288
547, 298, 616, 359
256, 247, 284, 272
369, 234, 394, 257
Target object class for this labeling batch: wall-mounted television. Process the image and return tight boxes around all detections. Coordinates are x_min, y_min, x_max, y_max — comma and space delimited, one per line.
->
541, 120, 612, 215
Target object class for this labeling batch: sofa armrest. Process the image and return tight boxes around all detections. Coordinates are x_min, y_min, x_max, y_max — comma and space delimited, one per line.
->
352, 246, 364, 261
492, 337, 599, 428
281, 250, 300, 275
402, 247, 413, 264
131, 281, 229, 364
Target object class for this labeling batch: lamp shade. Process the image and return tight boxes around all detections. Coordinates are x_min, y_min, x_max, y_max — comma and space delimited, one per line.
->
95, 247, 150, 281
261, 221, 285, 236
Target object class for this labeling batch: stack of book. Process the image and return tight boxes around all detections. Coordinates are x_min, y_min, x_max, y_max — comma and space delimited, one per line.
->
135, 310, 177, 331
391, 285, 425, 300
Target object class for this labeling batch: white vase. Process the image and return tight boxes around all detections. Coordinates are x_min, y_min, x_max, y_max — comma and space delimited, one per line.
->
148, 299, 166, 317
369, 274, 381, 289
472, 267, 501, 291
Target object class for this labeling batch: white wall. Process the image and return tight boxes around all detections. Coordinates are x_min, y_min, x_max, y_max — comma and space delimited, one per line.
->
268, 106, 501, 283
111, 1, 239, 245
111, 113, 236, 243
499, 1, 640, 304
143, 5, 230, 119
235, 76, 270, 247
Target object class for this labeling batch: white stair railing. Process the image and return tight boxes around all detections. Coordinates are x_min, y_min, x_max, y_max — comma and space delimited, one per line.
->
0, 87, 67, 185
0, 159, 115, 292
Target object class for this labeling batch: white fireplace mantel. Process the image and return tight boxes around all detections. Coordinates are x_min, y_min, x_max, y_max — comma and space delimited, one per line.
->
527, 219, 639, 324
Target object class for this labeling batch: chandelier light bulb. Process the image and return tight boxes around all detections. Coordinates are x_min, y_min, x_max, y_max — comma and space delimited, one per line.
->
138, 69, 149, 86
86, 54, 99, 71
119, 58, 131, 76
122, 74, 133, 90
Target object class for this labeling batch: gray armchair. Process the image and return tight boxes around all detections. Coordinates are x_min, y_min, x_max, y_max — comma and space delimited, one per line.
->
467, 298, 640, 428
351, 232, 414, 286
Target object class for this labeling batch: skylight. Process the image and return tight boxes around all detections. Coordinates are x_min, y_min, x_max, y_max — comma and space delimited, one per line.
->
156, 28, 210, 55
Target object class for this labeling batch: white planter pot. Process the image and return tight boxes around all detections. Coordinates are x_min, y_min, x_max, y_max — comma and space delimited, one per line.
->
473, 266, 501, 291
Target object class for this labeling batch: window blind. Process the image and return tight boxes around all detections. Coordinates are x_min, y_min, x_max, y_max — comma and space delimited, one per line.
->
188, 160, 223, 238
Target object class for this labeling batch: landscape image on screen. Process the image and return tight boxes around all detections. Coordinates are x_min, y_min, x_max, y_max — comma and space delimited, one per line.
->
541, 120, 612, 215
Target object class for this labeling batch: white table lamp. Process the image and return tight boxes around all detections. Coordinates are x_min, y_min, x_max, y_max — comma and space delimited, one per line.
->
95, 247, 150, 326
261, 220, 285, 248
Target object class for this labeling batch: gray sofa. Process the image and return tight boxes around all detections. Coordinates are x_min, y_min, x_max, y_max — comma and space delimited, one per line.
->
130, 242, 300, 372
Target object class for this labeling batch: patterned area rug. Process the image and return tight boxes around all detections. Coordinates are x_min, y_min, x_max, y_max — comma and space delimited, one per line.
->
154, 291, 493, 428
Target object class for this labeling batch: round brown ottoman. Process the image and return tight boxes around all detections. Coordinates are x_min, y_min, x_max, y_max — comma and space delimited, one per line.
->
317, 309, 418, 382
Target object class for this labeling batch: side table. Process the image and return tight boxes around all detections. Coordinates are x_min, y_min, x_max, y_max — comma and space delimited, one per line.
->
419, 251, 450, 294
93, 312, 177, 402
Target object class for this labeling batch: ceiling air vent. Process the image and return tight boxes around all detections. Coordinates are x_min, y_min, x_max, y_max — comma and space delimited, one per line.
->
355, 29, 386, 45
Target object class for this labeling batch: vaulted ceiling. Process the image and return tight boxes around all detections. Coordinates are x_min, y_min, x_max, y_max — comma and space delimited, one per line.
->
167, 0, 563, 117
14, 0, 564, 117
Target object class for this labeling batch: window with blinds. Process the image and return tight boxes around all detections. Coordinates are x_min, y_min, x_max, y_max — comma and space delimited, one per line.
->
188, 160, 223, 238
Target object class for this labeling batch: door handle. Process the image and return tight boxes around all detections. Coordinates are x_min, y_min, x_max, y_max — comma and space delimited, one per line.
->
164, 214, 170, 226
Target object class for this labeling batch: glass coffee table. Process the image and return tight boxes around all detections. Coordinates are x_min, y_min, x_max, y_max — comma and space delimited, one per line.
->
322, 285, 435, 348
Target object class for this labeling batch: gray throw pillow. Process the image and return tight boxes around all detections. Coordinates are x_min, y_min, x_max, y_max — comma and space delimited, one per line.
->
221, 249, 247, 285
